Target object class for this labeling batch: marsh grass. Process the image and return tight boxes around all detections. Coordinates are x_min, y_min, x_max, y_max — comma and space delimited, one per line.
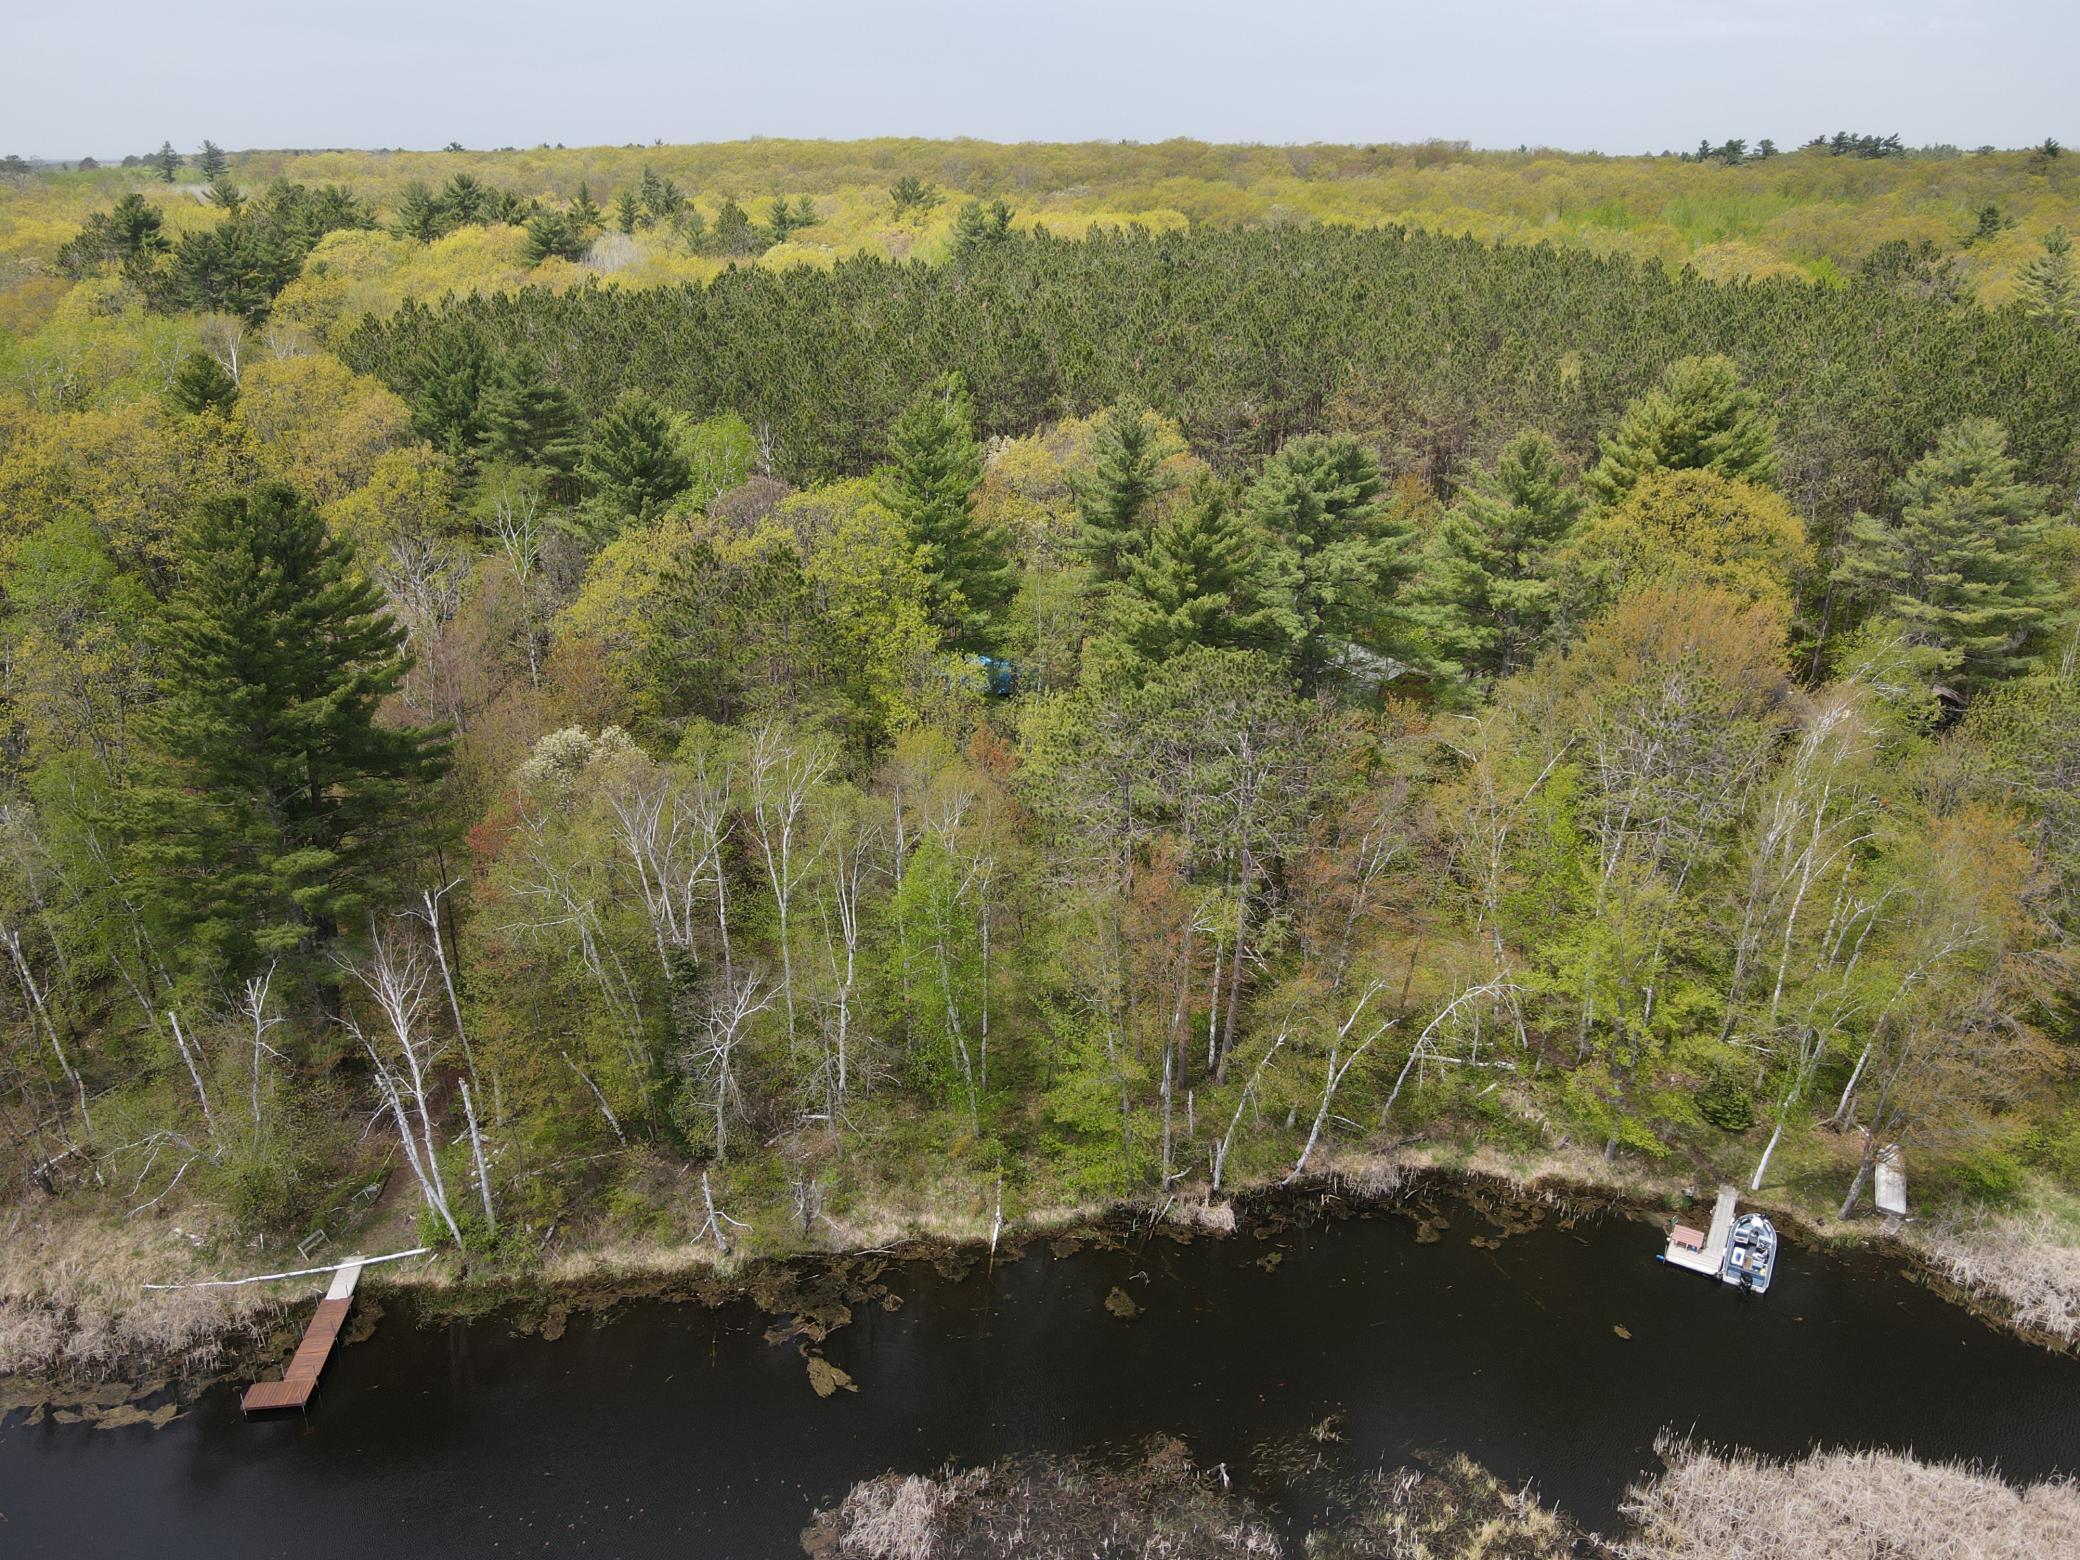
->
0, 1200, 292, 1382
1621, 1434, 2080, 1558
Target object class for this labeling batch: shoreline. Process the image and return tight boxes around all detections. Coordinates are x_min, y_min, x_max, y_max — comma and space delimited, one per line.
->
3, 1145, 2073, 1420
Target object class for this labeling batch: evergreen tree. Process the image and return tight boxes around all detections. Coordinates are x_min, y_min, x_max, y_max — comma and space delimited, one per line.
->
880, 373, 1015, 650
522, 208, 587, 265
1113, 479, 1280, 665
948, 199, 1013, 259
613, 187, 642, 235
1834, 418, 2062, 694
1407, 431, 1583, 687
477, 348, 582, 478
569, 182, 603, 234
1073, 402, 1178, 583
123, 482, 448, 977
581, 390, 692, 534
889, 175, 941, 214
55, 191, 168, 278
168, 350, 239, 416
197, 140, 228, 180
1242, 433, 1414, 694
2016, 227, 2077, 327
393, 181, 446, 242
1584, 354, 1779, 504
407, 323, 490, 458
439, 172, 491, 225
154, 141, 180, 182
637, 167, 685, 228
205, 176, 243, 212
712, 197, 758, 255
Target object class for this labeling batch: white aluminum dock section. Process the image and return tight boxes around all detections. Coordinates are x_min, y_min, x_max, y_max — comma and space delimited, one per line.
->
1664, 1185, 1738, 1276
324, 1258, 365, 1301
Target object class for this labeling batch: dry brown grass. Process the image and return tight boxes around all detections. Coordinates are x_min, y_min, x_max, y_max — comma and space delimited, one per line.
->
1619, 1434, 2080, 1559
0, 1196, 295, 1383
1923, 1208, 2080, 1346
805, 1444, 1282, 1559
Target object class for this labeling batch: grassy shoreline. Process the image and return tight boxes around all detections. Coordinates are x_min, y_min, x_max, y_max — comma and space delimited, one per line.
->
6, 1139, 2076, 1420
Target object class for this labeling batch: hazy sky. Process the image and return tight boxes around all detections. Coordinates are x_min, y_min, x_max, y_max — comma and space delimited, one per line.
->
7, 0, 2070, 159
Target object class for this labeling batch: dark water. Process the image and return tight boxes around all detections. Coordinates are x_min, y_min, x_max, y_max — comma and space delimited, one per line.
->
6, 1196, 2080, 1557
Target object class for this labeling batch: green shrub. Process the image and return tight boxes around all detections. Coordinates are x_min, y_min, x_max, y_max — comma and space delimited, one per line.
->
1942, 1145, 2027, 1208
1695, 1063, 1756, 1133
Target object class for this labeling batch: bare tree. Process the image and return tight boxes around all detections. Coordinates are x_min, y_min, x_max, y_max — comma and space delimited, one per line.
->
237, 965, 286, 1141
0, 920, 87, 1129
1287, 978, 1394, 1182
410, 879, 477, 1087
744, 723, 833, 1045
343, 928, 463, 1248
682, 965, 776, 1161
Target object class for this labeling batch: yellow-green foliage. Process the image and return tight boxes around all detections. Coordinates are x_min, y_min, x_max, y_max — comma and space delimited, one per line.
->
1566, 469, 1813, 619
5, 140, 2078, 329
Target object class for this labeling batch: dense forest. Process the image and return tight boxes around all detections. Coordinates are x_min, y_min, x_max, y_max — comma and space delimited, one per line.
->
1, 137, 2078, 1370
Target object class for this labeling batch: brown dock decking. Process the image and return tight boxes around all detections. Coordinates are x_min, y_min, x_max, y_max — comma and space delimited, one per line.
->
242, 1260, 363, 1415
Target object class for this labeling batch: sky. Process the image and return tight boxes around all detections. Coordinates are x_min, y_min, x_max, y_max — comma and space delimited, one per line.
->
6, 0, 2071, 159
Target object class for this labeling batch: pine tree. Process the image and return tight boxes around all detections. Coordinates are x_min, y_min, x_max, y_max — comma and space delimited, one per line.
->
1407, 431, 1583, 687
123, 482, 448, 977
1113, 480, 1280, 665
1073, 402, 1178, 583
522, 208, 586, 265
393, 181, 446, 242
197, 140, 228, 181
1584, 354, 1779, 504
439, 172, 491, 226
168, 350, 239, 416
948, 199, 1013, 259
1242, 433, 1414, 694
713, 197, 758, 255
477, 348, 582, 478
1834, 419, 2061, 695
879, 373, 1015, 651
889, 175, 941, 214
581, 390, 692, 535
154, 141, 180, 182
407, 324, 489, 457
2016, 227, 2077, 327
613, 187, 642, 235
569, 182, 603, 234
205, 176, 243, 212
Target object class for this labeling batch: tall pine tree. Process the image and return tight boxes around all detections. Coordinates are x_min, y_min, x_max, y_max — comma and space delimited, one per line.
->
477, 348, 583, 480
392, 181, 447, 242
1073, 402, 1178, 584
1834, 418, 2062, 696
168, 350, 239, 416
580, 390, 692, 536
1242, 434, 1413, 694
1407, 431, 1583, 688
124, 482, 448, 978
197, 140, 228, 180
407, 323, 489, 458
569, 182, 603, 235
880, 373, 1015, 651
1113, 479, 1280, 666
1584, 354, 1779, 504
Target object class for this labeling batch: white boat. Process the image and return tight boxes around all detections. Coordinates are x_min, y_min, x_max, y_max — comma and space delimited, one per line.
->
1720, 1212, 1777, 1294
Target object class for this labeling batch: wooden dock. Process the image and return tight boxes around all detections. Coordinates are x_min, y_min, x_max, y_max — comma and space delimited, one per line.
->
1663, 1185, 1738, 1277
241, 1260, 364, 1415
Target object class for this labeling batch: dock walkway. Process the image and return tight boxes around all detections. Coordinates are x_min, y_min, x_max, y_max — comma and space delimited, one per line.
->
1663, 1185, 1738, 1277
241, 1260, 364, 1415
